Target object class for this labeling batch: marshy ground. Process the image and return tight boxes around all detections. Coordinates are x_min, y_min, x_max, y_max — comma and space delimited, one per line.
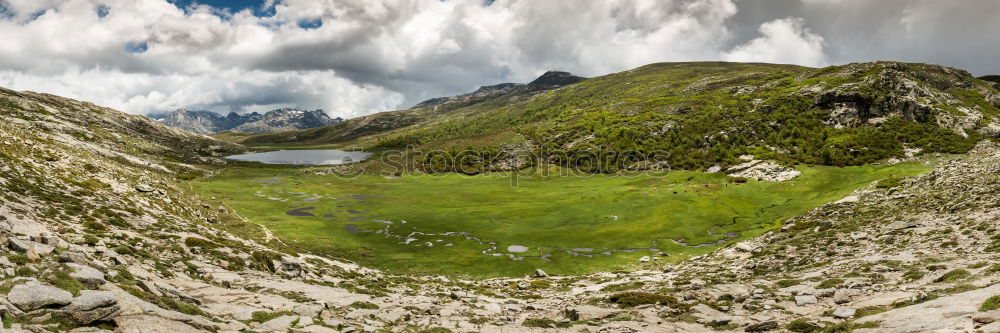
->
191, 160, 932, 278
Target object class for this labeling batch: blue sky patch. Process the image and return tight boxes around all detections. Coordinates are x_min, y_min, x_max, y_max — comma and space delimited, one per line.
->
125, 41, 149, 54
167, 0, 274, 17
96, 4, 110, 18
297, 17, 323, 30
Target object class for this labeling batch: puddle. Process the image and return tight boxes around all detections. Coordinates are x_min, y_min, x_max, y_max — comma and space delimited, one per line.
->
286, 206, 316, 216
507, 245, 530, 253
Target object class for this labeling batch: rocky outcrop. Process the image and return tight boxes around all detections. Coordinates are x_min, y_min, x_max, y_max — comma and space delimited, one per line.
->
526, 70, 585, 88
7, 282, 73, 311
726, 158, 801, 182
808, 62, 997, 136
63, 291, 121, 324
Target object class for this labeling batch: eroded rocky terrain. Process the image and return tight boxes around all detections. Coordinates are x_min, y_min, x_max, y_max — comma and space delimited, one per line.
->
2, 84, 1000, 333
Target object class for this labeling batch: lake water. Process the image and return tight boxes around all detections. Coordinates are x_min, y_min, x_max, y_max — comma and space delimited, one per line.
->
225, 149, 372, 165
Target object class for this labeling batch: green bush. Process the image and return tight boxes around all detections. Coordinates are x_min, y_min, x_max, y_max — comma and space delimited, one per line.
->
250, 311, 294, 323
349, 301, 379, 310
607, 291, 686, 309
522, 318, 569, 328
817, 278, 844, 289
902, 268, 925, 281
183, 237, 219, 249
776, 279, 800, 288
875, 176, 903, 189
786, 318, 821, 333
45, 268, 84, 296
934, 269, 971, 283
980, 295, 1000, 311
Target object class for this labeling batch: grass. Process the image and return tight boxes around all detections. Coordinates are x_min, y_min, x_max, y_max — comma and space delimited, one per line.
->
251, 311, 295, 323
522, 318, 570, 328
981, 295, 1000, 311
817, 278, 845, 289
349, 301, 380, 310
230, 62, 992, 172
190, 160, 931, 278
933, 269, 971, 283
607, 291, 685, 308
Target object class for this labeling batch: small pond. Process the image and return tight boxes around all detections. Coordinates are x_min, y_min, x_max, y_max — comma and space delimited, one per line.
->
225, 149, 372, 165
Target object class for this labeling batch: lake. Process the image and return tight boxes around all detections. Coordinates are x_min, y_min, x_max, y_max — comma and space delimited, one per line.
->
225, 149, 372, 165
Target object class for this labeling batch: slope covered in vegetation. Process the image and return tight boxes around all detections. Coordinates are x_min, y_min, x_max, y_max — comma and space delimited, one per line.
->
235, 62, 1000, 172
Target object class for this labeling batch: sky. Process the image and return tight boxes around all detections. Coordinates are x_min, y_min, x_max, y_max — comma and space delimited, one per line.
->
0, 0, 998, 119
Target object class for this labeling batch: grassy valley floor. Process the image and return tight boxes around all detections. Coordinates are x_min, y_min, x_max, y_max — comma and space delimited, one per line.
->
191, 161, 933, 278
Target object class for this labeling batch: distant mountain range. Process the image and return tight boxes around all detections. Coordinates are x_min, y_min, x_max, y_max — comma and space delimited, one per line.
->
148, 108, 343, 134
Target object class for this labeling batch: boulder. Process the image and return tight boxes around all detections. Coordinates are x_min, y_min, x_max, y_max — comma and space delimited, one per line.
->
299, 325, 339, 333
794, 295, 817, 306
292, 304, 324, 317
63, 290, 121, 324
449, 291, 472, 300
735, 242, 759, 252
7, 282, 72, 311
638, 256, 651, 262
745, 320, 779, 332
0, 256, 13, 267
534, 269, 548, 278
8, 238, 54, 255
137, 280, 163, 297
115, 314, 202, 333
59, 251, 92, 265
135, 185, 155, 193
832, 307, 856, 319
833, 289, 859, 304
973, 310, 1000, 324
253, 315, 297, 332
68, 263, 107, 287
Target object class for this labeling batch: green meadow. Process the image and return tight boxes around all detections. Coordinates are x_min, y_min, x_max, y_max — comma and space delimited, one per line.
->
191, 161, 931, 278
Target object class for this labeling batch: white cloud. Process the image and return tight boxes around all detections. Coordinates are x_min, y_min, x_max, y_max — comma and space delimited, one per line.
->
722, 17, 825, 67
0, 0, 842, 117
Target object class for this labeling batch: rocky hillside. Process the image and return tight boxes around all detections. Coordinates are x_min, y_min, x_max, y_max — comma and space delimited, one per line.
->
236, 71, 587, 147
412, 71, 585, 109
4, 83, 1000, 332
235, 62, 1000, 173
154, 108, 342, 134
982, 75, 1000, 87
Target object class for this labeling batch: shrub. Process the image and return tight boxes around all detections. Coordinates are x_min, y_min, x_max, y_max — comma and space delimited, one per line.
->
875, 176, 903, 189
600, 281, 644, 292
45, 268, 84, 296
349, 301, 379, 310
776, 279, 800, 288
786, 318, 820, 333
522, 318, 569, 328
607, 291, 686, 309
980, 295, 1000, 311
250, 311, 294, 323
933, 269, 971, 283
83, 221, 107, 231
251, 251, 280, 272
817, 278, 844, 289
183, 237, 219, 249
902, 268, 925, 281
